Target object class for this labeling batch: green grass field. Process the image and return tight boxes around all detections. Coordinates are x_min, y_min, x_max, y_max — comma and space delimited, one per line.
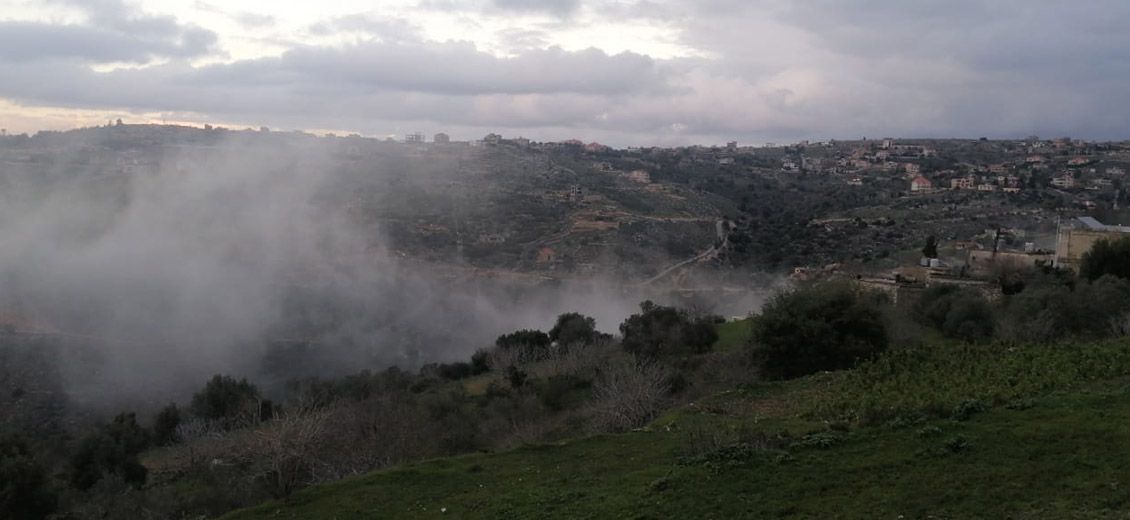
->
711, 318, 753, 353
224, 335, 1130, 519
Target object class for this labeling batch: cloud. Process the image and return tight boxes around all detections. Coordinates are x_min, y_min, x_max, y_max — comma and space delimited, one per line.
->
492, 0, 580, 16
0, 40, 671, 126
3, 0, 220, 63
307, 14, 422, 43
4, 0, 1130, 144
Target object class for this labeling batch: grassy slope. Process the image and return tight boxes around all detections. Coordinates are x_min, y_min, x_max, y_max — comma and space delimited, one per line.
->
712, 318, 752, 353
225, 383, 1130, 519
225, 334, 1130, 519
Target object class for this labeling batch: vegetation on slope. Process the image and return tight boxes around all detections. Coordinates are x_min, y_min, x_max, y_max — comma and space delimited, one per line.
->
225, 335, 1130, 519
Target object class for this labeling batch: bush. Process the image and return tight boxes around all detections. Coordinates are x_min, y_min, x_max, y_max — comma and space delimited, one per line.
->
435, 362, 476, 381
0, 435, 56, 519
750, 282, 888, 380
152, 403, 181, 446
590, 360, 670, 432
549, 313, 600, 345
535, 375, 590, 411
1002, 275, 1130, 342
505, 365, 528, 388
69, 413, 150, 490
913, 285, 995, 343
190, 374, 264, 426
495, 329, 550, 351
619, 301, 718, 359
1080, 235, 1130, 281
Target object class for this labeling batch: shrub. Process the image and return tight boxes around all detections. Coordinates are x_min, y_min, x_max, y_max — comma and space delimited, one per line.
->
190, 374, 263, 426
619, 301, 718, 359
1079, 235, 1130, 281
470, 349, 491, 373
435, 362, 476, 381
152, 403, 182, 446
1002, 275, 1130, 342
505, 365, 528, 388
0, 435, 56, 519
750, 282, 888, 380
69, 413, 150, 490
549, 313, 600, 345
913, 285, 995, 342
589, 360, 670, 432
535, 375, 590, 411
495, 329, 550, 351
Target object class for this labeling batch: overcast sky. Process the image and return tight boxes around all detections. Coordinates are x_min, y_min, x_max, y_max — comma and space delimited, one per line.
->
1, 0, 1128, 146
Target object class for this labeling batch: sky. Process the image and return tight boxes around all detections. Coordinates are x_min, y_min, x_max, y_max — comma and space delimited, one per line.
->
1, 0, 1128, 146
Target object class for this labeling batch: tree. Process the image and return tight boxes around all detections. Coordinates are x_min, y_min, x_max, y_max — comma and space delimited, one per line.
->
750, 282, 888, 379
0, 435, 56, 519
190, 374, 264, 426
505, 365, 528, 388
1079, 235, 1130, 281
619, 301, 718, 359
548, 313, 599, 345
495, 329, 550, 351
1003, 275, 1130, 342
922, 235, 938, 259
152, 403, 181, 446
913, 285, 996, 342
69, 413, 150, 490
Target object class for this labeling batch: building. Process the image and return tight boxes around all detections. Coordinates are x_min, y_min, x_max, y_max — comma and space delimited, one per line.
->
536, 247, 556, 264
966, 249, 1053, 276
405, 132, 424, 143
951, 175, 976, 190
1055, 217, 1130, 269
910, 175, 933, 192
1051, 174, 1077, 189
904, 163, 921, 175
433, 132, 450, 144
627, 170, 651, 183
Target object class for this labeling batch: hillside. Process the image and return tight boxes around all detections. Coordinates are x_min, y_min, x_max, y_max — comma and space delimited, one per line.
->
225, 336, 1130, 519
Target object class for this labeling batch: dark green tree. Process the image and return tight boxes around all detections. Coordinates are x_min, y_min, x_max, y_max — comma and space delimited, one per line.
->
548, 313, 599, 345
505, 365, 527, 388
0, 435, 56, 520
1079, 235, 1130, 281
913, 285, 996, 343
922, 235, 939, 259
151, 403, 181, 446
190, 374, 262, 425
619, 301, 718, 359
495, 329, 550, 351
750, 282, 888, 379
69, 413, 150, 490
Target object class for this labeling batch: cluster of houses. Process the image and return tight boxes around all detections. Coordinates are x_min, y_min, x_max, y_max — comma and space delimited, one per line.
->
837, 216, 1130, 305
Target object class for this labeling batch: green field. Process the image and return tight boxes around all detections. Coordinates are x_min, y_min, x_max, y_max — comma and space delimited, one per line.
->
225, 337, 1130, 519
711, 318, 752, 353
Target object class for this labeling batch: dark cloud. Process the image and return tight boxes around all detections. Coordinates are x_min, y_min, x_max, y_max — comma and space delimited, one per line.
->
492, 0, 581, 16
4, 0, 216, 63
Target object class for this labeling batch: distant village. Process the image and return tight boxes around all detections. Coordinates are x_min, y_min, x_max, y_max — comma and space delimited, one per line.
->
4, 122, 1129, 288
